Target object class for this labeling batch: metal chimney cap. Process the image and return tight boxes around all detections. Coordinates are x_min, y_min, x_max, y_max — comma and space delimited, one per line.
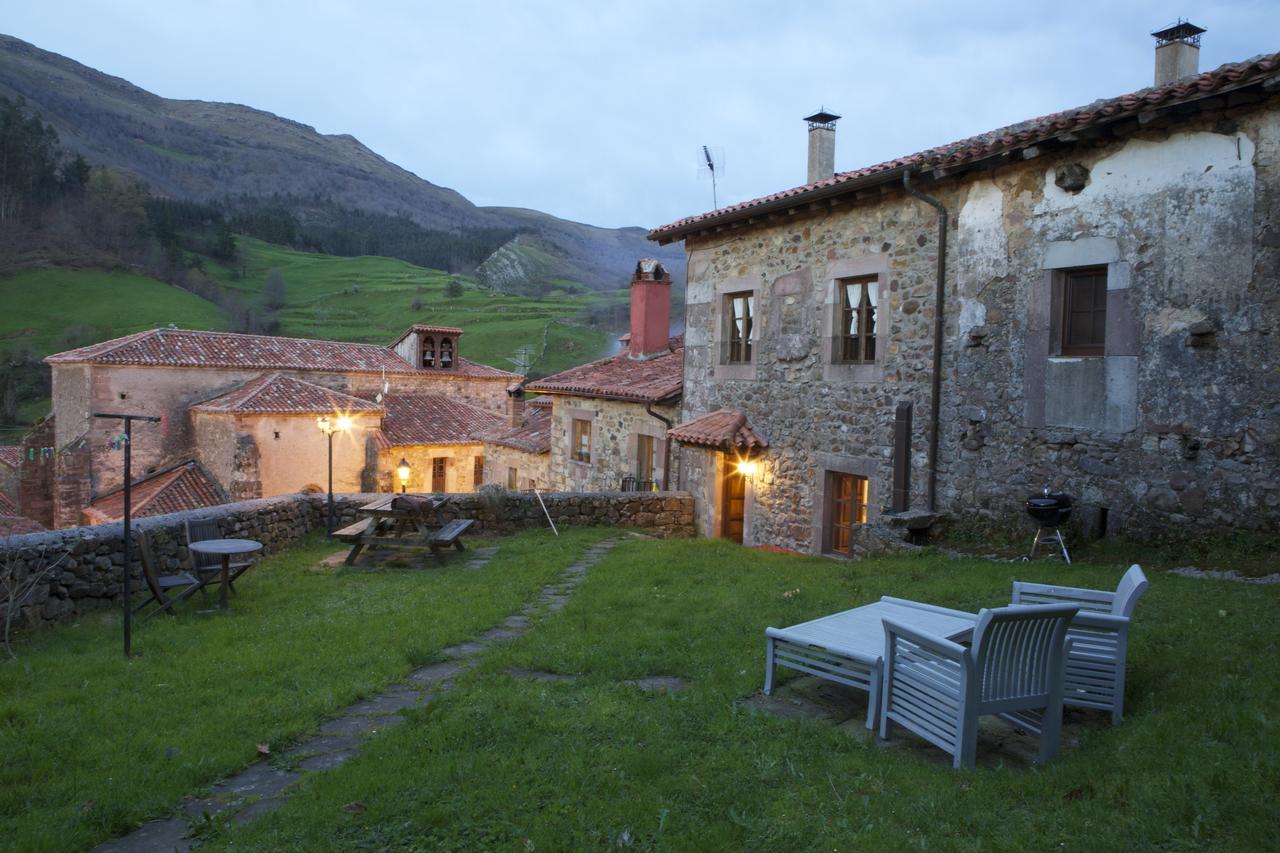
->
1151, 20, 1205, 47
803, 108, 841, 128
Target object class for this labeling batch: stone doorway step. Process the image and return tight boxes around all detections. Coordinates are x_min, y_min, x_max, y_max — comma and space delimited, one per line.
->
91, 538, 620, 853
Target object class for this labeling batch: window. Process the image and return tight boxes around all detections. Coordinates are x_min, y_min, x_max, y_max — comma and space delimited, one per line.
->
439, 337, 454, 368
421, 335, 435, 368
636, 434, 656, 483
473, 456, 484, 487
824, 472, 868, 555
1061, 267, 1106, 356
507, 466, 518, 489
571, 418, 592, 464
837, 276, 877, 363
726, 292, 754, 364
431, 457, 446, 492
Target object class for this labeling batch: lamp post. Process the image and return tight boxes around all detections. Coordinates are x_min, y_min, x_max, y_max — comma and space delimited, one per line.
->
317, 414, 352, 537
396, 458, 411, 494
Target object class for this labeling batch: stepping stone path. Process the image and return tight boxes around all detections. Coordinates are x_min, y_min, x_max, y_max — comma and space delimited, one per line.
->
92, 539, 617, 852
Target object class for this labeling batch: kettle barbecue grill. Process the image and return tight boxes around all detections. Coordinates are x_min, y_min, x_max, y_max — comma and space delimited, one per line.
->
1023, 489, 1072, 563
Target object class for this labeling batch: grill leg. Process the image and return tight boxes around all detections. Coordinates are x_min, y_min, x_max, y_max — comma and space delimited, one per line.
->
1055, 528, 1071, 564
1025, 528, 1044, 561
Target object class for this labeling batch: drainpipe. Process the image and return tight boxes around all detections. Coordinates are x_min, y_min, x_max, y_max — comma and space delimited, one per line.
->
902, 170, 947, 513
646, 401, 674, 491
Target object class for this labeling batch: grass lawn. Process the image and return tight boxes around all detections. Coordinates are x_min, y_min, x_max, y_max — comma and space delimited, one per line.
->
0, 528, 612, 852
6, 534, 1276, 851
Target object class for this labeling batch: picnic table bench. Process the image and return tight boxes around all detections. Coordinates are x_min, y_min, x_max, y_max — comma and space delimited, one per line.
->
339, 494, 474, 565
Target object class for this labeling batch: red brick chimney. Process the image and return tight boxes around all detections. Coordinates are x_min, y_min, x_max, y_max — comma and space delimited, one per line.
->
628, 259, 672, 360
506, 384, 526, 428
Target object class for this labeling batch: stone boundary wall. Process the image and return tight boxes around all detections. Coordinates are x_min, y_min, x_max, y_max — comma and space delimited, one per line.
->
2, 490, 694, 632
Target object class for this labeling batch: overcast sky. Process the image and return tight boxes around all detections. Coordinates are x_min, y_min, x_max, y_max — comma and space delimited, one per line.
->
7, 1, 1279, 230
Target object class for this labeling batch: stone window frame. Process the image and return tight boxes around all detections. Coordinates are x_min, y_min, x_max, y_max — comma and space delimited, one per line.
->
712, 276, 759, 381
809, 451, 880, 556
1024, 236, 1138, 428
821, 255, 888, 383
565, 406, 596, 473
626, 422, 668, 486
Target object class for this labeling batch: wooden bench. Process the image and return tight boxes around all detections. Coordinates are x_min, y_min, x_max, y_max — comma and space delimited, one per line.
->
429, 518, 474, 557
334, 518, 372, 542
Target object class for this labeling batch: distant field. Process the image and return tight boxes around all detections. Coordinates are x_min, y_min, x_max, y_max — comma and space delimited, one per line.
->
0, 268, 227, 358
0, 241, 624, 433
207, 237, 617, 376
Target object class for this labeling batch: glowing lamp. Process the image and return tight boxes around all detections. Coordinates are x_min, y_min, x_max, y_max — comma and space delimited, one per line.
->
396, 458, 411, 493
736, 460, 759, 477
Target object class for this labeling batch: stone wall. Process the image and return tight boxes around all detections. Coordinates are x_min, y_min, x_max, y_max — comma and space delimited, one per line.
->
2, 490, 694, 632
378, 444, 485, 494
478, 442, 550, 491
676, 100, 1280, 552
547, 395, 679, 493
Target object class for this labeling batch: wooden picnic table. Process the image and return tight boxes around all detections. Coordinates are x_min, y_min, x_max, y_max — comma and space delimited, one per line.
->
335, 494, 474, 565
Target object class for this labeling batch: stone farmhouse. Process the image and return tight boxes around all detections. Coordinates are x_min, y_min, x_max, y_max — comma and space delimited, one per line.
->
649, 29, 1280, 552
477, 394, 553, 491
22, 324, 519, 528
523, 260, 684, 493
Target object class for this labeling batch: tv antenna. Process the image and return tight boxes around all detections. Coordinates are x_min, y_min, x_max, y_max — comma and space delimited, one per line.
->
697, 145, 725, 209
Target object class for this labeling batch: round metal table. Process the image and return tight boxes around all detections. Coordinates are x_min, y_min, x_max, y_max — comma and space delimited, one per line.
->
188, 538, 262, 610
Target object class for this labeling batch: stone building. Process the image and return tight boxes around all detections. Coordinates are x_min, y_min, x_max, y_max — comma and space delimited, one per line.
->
525, 261, 683, 493
649, 33, 1280, 551
478, 394, 553, 490
27, 324, 520, 528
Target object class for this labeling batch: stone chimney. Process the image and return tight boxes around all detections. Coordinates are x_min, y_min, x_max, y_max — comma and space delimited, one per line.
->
1152, 21, 1204, 86
804, 109, 840, 184
627, 259, 672, 360
506, 383, 526, 428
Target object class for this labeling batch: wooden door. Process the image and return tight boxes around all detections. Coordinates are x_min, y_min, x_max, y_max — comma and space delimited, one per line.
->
721, 469, 746, 543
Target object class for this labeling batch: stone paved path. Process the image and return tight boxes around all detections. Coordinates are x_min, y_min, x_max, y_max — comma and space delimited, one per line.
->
92, 539, 618, 852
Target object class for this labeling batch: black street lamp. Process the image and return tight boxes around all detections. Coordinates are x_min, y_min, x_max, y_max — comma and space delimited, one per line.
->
396, 458, 412, 494
317, 414, 352, 537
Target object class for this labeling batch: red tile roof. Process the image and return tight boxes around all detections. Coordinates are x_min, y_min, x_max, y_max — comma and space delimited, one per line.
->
525, 338, 684, 403
0, 491, 18, 514
44, 328, 518, 379
668, 408, 769, 450
191, 374, 384, 415
379, 394, 504, 446
82, 461, 228, 525
650, 52, 1280, 243
476, 399, 553, 454
0, 446, 21, 469
0, 514, 45, 535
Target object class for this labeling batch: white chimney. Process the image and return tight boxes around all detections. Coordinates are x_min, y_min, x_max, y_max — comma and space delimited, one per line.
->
1152, 21, 1204, 86
804, 109, 840, 184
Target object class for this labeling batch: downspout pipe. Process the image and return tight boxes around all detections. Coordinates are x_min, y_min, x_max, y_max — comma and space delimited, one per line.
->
902, 170, 947, 513
646, 400, 675, 491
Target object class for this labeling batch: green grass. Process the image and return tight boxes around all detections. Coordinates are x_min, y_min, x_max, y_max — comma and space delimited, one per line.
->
0, 268, 226, 359
208, 237, 614, 376
190, 538, 1277, 851
0, 528, 612, 852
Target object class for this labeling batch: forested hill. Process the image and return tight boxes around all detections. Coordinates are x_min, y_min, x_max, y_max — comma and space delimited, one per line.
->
0, 33, 683, 291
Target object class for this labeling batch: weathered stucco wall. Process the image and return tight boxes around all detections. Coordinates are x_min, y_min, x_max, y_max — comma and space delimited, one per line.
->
546, 396, 679, 493
678, 101, 1280, 551
480, 442, 550, 491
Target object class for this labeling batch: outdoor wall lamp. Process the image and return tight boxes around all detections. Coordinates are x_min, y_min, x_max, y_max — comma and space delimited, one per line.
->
396, 458, 411, 493
735, 459, 760, 477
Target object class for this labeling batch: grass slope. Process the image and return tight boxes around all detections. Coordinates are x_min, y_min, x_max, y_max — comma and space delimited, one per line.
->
0, 268, 226, 358
209, 237, 616, 377
0, 529, 612, 852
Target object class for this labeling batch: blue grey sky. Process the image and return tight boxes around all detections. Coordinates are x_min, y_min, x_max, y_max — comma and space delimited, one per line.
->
6, 1, 1278, 229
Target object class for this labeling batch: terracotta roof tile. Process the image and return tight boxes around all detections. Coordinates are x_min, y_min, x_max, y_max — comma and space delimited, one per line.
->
379, 394, 504, 446
45, 328, 518, 379
83, 461, 227, 524
0, 491, 18, 514
650, 52, 1280, 242
476, 401, 553, 454
668, 408, 768, 450
0, 446, 21, 468
191, 374, 383, 415
525, 338, 684, 403
0, 514, 45, 535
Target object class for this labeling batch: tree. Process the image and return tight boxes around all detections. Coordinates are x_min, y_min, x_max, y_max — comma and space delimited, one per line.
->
445, 278, 464, 298
264, 269, 287, 310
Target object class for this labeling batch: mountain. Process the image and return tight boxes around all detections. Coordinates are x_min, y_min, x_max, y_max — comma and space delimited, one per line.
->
0, 33, 683, 290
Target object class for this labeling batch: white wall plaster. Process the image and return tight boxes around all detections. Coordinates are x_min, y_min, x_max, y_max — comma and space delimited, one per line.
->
955, 179, 1007, 337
